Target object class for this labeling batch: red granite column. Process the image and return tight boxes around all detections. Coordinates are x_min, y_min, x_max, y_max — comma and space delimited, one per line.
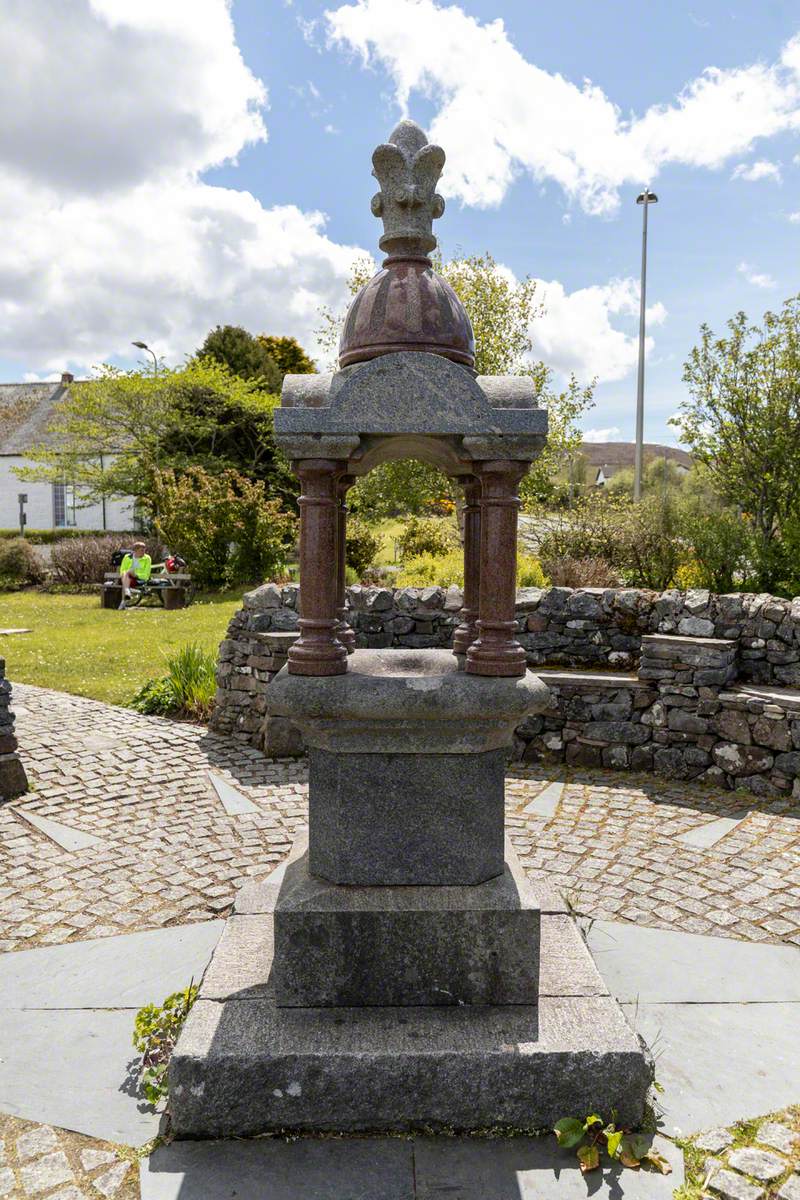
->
288, 459, 348, 676
452, 476, 481, 657
336, 475, 356, 653
466, 461, 528, 678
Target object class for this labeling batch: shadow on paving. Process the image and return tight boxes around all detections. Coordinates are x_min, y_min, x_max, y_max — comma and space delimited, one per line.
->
506, 765, 800, 821
142, 1133, 682, 1200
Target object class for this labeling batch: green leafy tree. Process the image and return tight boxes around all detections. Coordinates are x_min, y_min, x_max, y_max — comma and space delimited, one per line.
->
317, 252, 593, 514
198, 324, 283, 392
259, 335, 316, 376
676, 297, 800, 589
17, 359, 295, 513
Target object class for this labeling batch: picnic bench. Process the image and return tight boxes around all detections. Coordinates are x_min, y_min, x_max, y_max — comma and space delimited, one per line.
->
101, 570, 193, 610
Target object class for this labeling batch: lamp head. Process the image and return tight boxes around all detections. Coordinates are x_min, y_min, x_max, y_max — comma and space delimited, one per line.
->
636, 189, 658, 205
131, 340, 149, 350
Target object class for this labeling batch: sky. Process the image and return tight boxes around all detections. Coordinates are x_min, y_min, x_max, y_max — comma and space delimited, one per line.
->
1, 1, 800, 445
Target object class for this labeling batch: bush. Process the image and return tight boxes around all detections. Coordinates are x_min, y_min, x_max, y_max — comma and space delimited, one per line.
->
129, 677, 176, 716
133, 981, 198, 1104
397, 550, 464, 586
542, 556, 621, 587
50, 535, 159, 584
129, 643, 217, 721
516, 554, 550, 588
345, 519, 381, 577
166, 643, 217, 720
397, 516, 458, 560
396, 549, 549, 589
153, 467, 296, 589
0, 538, 44, 584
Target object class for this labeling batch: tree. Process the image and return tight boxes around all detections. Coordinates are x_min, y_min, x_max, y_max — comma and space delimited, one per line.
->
17, 358, 295, 514
259, 335, 316, 376
198, 325, 283, 392
317, 252, 593, 514
677, 297, 800, 588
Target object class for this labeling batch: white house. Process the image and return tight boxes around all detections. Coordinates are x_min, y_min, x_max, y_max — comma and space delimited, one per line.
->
0, 375, 135, 532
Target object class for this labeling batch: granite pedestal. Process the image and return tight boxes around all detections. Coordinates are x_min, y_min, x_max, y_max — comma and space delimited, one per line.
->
169, 651, 653, 1135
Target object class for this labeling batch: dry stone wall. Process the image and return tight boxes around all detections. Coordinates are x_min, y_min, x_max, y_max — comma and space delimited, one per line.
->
0, 658, 28, 800
210, 583, 800, 798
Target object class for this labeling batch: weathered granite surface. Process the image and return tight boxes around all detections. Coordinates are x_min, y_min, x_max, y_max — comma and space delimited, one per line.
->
169, 838, 653, 1137
234, 832, 541, 1007
308, 747, 506, 885
0, 660, 28, 801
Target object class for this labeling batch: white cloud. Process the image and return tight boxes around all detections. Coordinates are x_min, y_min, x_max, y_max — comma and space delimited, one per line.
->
737, 261, 776, 288
788, 211, 800, 222
326, 0, 800, 213
532, 276, 666, 383
583, 427, 622, 442
731, 158, 782, 182
0, 0, 362, 374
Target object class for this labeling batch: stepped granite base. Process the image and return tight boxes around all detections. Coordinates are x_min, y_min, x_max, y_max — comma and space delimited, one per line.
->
169, 835, 653, 1137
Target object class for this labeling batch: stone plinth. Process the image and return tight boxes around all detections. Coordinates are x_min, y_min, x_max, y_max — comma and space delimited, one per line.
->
169, 834, 653, 1137
266, 649, 549, 884
248, 833, 540, 1007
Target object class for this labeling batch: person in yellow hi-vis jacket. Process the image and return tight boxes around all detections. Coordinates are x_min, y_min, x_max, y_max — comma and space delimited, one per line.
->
118, 541, 152, 610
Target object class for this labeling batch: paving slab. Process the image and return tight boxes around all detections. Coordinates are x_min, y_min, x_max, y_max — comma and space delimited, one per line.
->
625, 1001, 800, 1136
0, 1008, 160, 1143
676, 813, 748, 850
10, 806, 106, 852
582, 918, 800, 1135
521, 780, 564, 818
414, 1133, 683, 1198
141, 1136, 416, 1199
141, 1133, 682, 1199
584, 918, 800, 1003
208, 771, 259, 816
0, 921, 224, 1009
0, 922, 223, 1144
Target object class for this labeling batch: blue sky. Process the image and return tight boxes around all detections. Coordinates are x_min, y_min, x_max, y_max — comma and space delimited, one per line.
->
2, 0, 800, 446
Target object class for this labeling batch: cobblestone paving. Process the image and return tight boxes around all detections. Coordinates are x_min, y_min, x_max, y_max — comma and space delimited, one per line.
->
685, 1106, 800, 1200
1, 685, 799, 953
0, 1112, 137, 1198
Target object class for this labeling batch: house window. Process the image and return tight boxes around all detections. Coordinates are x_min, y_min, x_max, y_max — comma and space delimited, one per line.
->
53, 482, 77, 528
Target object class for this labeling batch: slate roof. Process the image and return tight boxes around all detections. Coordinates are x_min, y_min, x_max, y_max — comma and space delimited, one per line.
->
0, 378, 78, 454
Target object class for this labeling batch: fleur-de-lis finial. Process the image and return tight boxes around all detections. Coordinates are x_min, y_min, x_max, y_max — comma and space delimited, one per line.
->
370, 119, 445, 258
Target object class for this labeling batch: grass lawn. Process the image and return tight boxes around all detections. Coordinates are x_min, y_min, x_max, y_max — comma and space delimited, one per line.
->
0, 590, 241, 706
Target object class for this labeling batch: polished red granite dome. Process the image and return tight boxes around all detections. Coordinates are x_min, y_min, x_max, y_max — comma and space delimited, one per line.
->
339, 255, 475, 371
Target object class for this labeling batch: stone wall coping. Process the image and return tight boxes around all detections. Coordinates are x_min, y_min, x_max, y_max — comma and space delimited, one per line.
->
536, 669, 648, 688
641, 633, 737, 649
723, 684, 800, 711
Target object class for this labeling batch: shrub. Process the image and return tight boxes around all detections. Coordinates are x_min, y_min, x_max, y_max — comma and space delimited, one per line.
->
133, 981, 198, 1104
397, 550, 549, 589
397, 550, 464, 587
345, 519, 381, 577
54, 535, 124, 584
129, 677, 176, 716
166, 643, 217, 720
397, 516, 458, 560
517, 554, 550, 588
542, 556, 620, 587
0, 538, 44, 584
129, 643, 217, 721
153, 467, 296, 589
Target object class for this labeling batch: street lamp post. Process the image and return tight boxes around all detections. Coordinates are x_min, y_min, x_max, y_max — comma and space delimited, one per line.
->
634, 187, 658, 502
132, 340, 158, 377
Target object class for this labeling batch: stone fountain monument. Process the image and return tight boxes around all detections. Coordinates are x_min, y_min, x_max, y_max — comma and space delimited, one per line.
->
169, 121, 652, 1135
